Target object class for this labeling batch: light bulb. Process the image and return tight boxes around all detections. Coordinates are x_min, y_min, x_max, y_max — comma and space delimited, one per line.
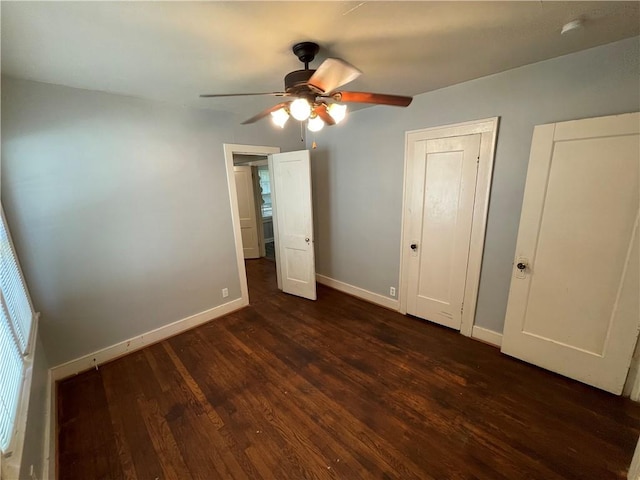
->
307, 115, 324, 132
290, 98, 311, 121
270, 108, 289, 128
328, 103, 347, 124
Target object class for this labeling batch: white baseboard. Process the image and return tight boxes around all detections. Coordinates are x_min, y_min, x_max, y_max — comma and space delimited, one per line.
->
50, 297, 246, 381
471, 325, 503, 347
316, 274, 399, 311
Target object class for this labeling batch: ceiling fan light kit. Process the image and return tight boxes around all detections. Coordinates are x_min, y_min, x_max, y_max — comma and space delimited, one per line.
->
307, 115, 325, 132
270, 108, 289, 128
270, 101, 347, 131
290, 98, 312, 121
327, 103, 347, 124
200, 41, 413, 130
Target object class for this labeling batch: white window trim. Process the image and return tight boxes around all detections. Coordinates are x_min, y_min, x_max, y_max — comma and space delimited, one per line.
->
1, 315, 39, 480
1, 206, 40, 479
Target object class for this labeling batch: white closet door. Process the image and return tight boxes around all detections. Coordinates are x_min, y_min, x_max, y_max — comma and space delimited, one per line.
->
406, 134, 481, 329
502, 112, 640, 394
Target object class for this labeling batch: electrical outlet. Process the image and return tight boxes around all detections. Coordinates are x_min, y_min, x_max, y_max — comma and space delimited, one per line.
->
389, 287, 396, 297
222, 288, 229, 298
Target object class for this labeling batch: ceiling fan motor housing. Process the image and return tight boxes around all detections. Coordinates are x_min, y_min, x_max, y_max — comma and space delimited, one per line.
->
284, 69, 316, 93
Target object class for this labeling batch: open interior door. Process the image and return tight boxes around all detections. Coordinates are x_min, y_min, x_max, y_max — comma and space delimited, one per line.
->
233, 165, 260, 259
269, 150, 317, 300
501, 112, 639, 394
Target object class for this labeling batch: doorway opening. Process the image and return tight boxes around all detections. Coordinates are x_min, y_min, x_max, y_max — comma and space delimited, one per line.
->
232, 154, 275, 261
224, 144, 281, 306
225, 144, 317, 305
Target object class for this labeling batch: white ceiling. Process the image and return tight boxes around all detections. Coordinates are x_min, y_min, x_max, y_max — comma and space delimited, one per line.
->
2, 1, 638, 119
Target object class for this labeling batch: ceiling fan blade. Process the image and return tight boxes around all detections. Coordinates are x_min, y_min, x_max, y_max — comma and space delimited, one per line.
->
308, 58, 362, 93
200, 92, 289, 98
241, 102, 291, 125
313, 103, 336, 126
332, 91, 413, 107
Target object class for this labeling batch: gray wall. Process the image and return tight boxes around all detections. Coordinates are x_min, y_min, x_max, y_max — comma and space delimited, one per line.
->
310, 37, 640, 333
2, 37, 639, 367
1, 76, 300, 366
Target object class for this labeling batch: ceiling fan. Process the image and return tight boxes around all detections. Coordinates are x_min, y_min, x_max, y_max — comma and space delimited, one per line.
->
200, 42, 413, 131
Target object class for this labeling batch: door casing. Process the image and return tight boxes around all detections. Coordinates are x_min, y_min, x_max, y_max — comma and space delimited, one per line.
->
399, 118, 499, 338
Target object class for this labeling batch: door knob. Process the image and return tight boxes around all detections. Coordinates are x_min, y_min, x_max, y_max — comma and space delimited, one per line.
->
515, 258, 530, 279
305, 237, 310, 242
410, 243, 418, 250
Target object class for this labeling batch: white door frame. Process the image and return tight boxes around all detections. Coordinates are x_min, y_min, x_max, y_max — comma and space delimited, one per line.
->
223, 143, 280, 305
398, 117, 499, 337
629, 437, 640, 480
251, 167, 267, 258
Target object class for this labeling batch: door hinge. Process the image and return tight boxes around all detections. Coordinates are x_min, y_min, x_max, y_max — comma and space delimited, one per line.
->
460, 302, 464, 314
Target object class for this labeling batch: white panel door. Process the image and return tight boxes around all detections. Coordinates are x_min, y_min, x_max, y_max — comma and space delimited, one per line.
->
406, 134, 481, 329
269, 150, 316, 300
502, 112, 640, 394
234, 166, 260, 259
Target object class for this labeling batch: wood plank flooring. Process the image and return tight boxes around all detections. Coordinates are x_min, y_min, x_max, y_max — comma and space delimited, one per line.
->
58, 258, 640, 479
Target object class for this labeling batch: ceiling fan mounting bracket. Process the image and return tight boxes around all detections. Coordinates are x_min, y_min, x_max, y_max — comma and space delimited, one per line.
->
292, 41, 319, 68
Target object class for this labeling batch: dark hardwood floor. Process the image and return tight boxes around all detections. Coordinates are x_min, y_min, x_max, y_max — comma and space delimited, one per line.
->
57, 258, 640, 479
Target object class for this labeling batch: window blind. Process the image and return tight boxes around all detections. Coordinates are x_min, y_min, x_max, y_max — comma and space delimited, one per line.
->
0, 212, 33, 354
0, 208, 35, 453
0, 300, 23, 452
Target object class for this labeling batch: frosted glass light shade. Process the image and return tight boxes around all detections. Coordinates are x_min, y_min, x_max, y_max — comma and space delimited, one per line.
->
270, 108, 289, 128
328, 103, 347, 124
290, 98, 312, 121
307, 115, 324, 132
